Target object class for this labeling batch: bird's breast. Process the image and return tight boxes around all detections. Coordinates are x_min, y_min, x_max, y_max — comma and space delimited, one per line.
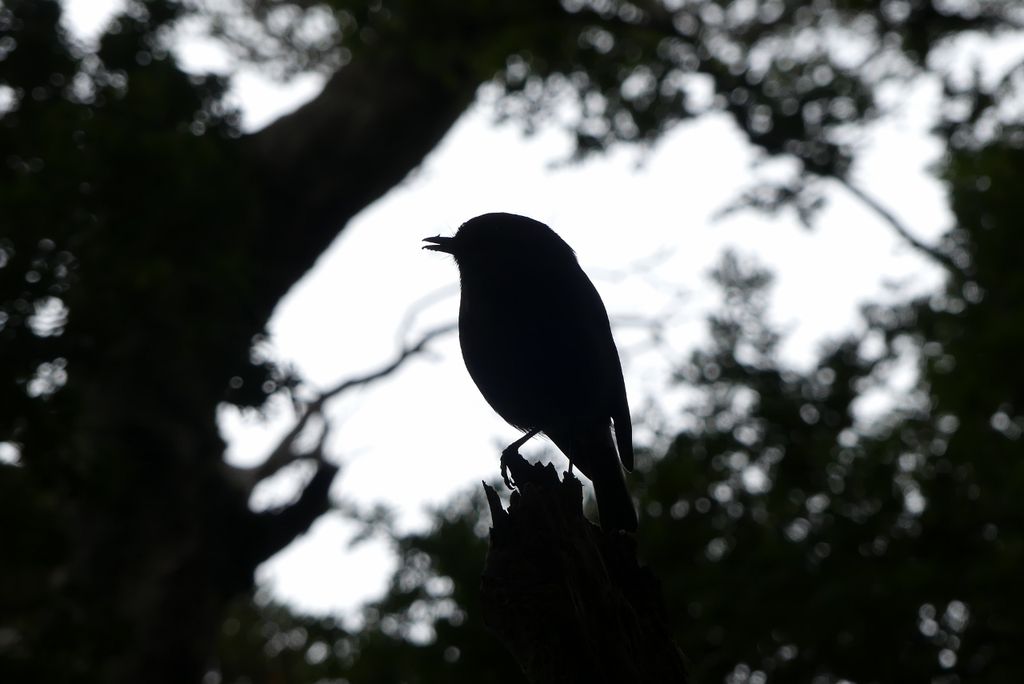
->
456, 269, 614, 430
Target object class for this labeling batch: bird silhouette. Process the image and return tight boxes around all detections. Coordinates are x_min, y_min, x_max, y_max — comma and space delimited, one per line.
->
424, 212, 637, 532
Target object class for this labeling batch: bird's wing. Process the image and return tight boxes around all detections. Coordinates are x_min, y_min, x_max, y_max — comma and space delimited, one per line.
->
612, 376, 633, 471
570, 267, 634, 472
585, 277, 633, 472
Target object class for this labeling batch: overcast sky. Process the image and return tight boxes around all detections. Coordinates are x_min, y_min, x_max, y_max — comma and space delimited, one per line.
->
62, 0, 1021, 620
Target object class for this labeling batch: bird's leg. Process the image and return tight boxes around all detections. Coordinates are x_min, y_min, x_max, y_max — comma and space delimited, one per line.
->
500, 428, 540, 490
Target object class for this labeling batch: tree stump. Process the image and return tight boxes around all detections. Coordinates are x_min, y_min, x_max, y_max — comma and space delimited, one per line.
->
480, 451, 688, 684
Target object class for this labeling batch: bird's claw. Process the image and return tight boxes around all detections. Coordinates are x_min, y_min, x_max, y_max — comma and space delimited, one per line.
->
500, 447, 517, 491
499, 428, 539, 491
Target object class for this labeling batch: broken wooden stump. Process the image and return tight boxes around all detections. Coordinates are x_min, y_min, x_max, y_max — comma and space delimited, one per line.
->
480, 450, 687, 684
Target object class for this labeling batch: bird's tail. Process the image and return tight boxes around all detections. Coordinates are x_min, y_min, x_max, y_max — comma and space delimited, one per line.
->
590, 440, 638, 533
554, 426, 637, 532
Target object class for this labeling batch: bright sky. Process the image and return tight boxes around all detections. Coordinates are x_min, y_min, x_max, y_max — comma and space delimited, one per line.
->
231, 92, 948, 617
61, 0, 1021, 620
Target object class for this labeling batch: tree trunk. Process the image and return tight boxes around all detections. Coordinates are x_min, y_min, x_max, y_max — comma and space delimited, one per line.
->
54, 51, 478, 681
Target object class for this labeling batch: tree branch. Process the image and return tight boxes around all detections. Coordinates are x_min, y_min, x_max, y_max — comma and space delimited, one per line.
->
834, 175, 964, 276
225, 322, 457, 493
241, 54, 478, 326
317, 322, 457, 405
247, 453, 340, 565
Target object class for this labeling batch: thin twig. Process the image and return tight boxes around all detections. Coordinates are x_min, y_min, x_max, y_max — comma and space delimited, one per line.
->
225, 322, 458, 493
835, 175, 962, 276
395, 283, 460, 346
317, 322, 457, 405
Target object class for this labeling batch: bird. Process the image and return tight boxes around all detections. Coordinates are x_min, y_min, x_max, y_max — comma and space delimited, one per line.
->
423, 212, 637, 532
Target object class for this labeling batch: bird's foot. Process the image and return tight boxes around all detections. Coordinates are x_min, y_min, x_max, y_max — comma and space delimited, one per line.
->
499, 450, 516, 491
499, 428, 541, 490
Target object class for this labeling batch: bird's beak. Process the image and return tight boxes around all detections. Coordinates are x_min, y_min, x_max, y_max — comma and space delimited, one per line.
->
422, 235, 456, 254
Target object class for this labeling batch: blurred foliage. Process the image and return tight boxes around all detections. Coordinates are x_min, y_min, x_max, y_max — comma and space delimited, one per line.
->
2, 0, 1023, 681
216, 493, 523, 684
213, 138, 1023, 683
1, 0, 294, 680
204, 0, 1022, 219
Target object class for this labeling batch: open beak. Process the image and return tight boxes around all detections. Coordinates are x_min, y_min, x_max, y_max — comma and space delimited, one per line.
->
422, 235, 456, 253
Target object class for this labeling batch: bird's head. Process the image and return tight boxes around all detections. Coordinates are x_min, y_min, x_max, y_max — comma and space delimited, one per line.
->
423, 213, 576, 271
